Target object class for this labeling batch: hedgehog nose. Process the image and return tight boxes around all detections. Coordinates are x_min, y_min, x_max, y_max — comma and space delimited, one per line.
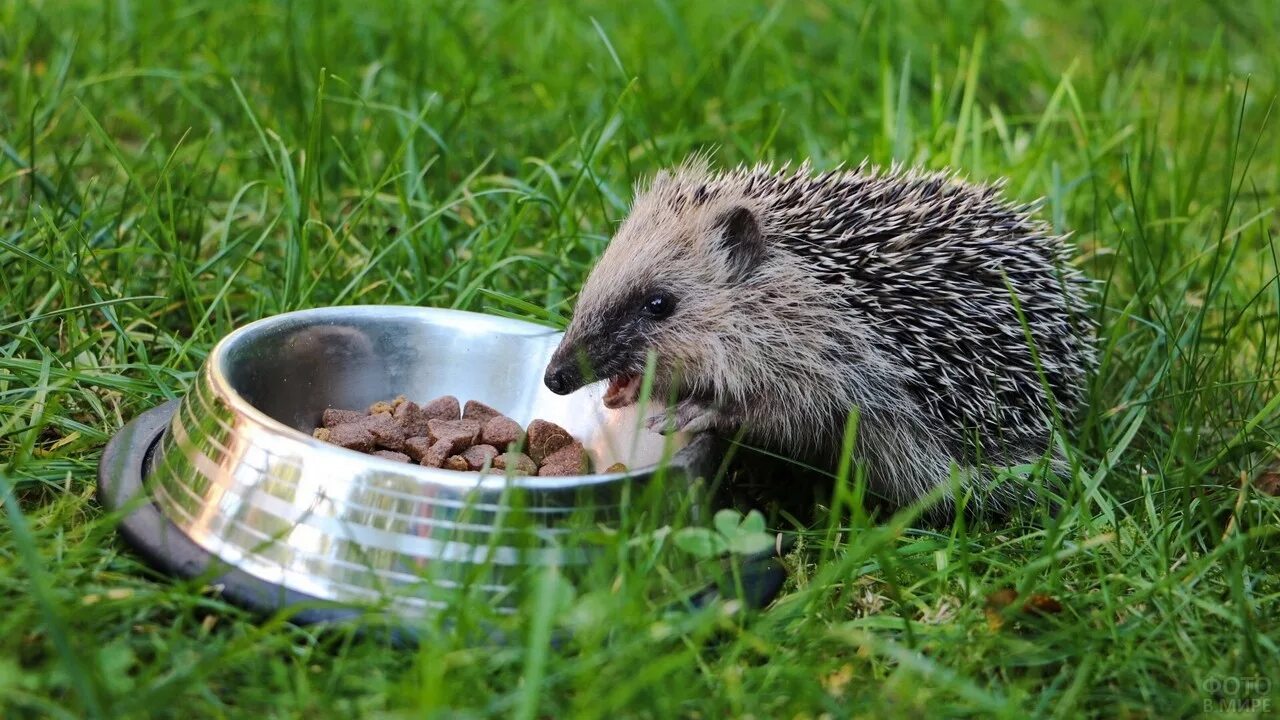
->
544, 365, 570, 395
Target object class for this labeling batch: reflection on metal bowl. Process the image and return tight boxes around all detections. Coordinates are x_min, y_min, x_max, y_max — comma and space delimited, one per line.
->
98, 306, 717, 619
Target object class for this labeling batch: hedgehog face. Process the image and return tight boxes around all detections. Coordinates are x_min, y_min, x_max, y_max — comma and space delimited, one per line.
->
544, 191, 766, 413
542, 281, 684, 409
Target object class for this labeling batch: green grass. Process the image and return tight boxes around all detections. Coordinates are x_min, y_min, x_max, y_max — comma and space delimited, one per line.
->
3, 0, 1280, 717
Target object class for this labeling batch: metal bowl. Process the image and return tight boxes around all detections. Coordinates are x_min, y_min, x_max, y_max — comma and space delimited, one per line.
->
98, 306, 718, 621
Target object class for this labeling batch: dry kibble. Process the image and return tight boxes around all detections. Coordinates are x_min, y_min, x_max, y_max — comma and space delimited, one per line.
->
422, 395, 461, 422
481, 415, 524, 450
322, 408, 365, 428
393, 400, 432, 438
404, 436, 451, 468
315, 396, 597, 477
493, 451, 538, 476
427, 418, 481, 454
462, 444, 499, 471
604, 462, 628, 473
526, 419, 574, 464
537, 442, 589, 476
425, 440, 453, 468
463, 400, 502, 424
367, 400, 396, 415
327, 423, 374, 452
364, 412, 406, 451
536, 462, 573, 477
403, 436, 434, 463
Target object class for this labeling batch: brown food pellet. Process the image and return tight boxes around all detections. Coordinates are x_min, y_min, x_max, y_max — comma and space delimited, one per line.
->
422, 395, 461, 422
403, 436, 434, 462
323, 408, 365, 428
364, 412, 407, 451
604, 462, 628, 473
493, 451, 537, 475
537, 442, 589, 477
526, 419, 574, 464
327, 423, 374, 452
393, 400, 432, 438
481, 415, 524, 450
314, 396, 600, 479
462, 400, 501, 424
462, 444, 499, 471
405, 435, 451, 468
367, 400, 396, 415
427, 418, 481, 454
424, 439, 453, 468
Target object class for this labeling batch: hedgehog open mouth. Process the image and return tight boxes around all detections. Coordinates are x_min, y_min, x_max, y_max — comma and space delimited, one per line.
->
602, 374, 641, 409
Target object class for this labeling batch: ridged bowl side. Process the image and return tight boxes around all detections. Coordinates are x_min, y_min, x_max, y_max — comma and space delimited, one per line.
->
141, 306, 713, 614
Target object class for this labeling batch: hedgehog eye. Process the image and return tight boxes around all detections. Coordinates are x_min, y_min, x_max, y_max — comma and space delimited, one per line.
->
641, 292, 676, 319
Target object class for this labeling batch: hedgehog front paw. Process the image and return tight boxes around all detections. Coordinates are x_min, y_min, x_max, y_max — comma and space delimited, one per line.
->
673, 407, 719, 435
645, 400, 718, 435
645, 412, 673, 434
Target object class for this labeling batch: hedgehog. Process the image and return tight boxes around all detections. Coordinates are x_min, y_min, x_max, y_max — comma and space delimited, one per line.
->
542, 158, 1095, 515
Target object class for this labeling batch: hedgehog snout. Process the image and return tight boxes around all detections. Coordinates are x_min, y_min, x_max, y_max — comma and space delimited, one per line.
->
543, 364, 574, 395
545, 324, 639, 396
545, 332, 600, 395
543, 351, 582, 395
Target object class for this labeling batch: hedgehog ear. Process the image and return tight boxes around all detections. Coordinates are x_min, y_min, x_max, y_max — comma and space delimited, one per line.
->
714, 206, 764, 281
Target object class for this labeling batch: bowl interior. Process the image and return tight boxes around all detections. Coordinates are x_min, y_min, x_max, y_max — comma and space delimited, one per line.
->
214, 306, 680, 472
